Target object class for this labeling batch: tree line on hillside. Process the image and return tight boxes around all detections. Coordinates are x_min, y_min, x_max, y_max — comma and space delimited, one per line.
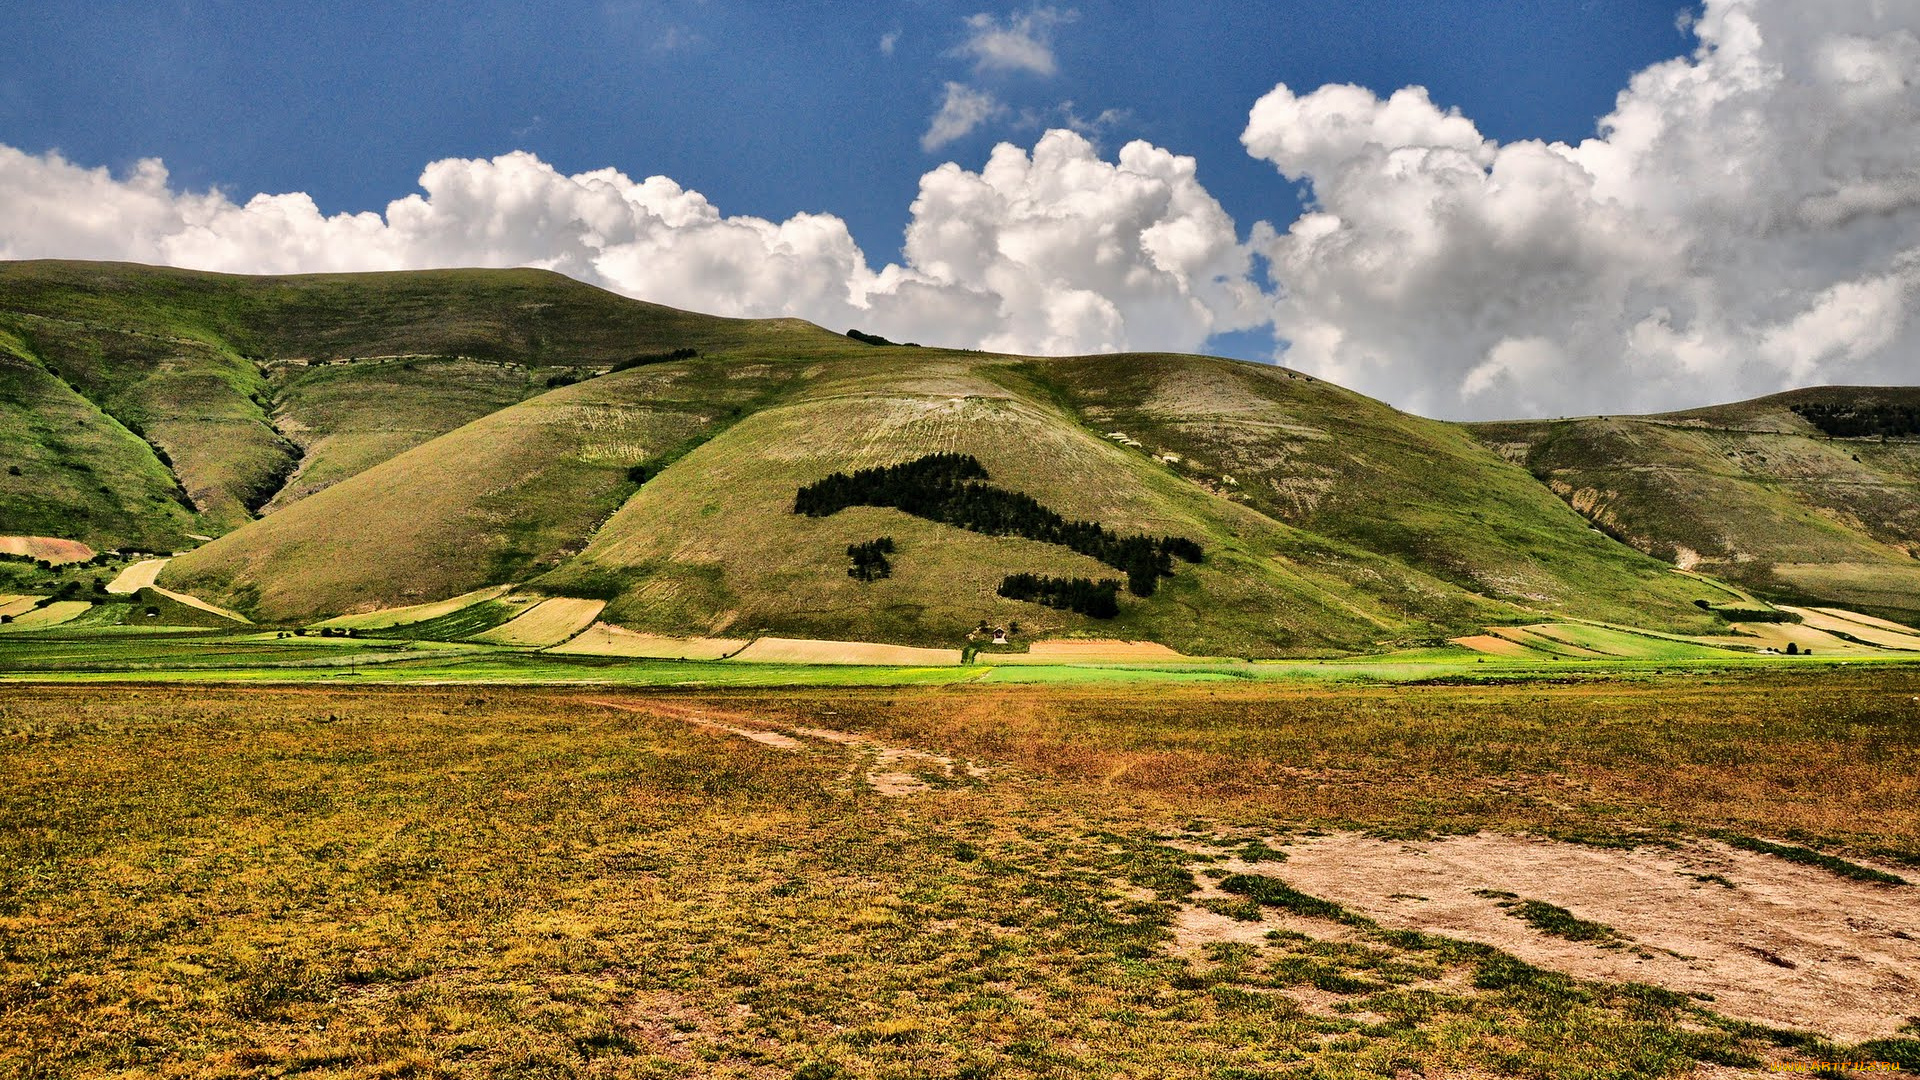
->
793, 452, 1203, 596
997, 574, 1121, 618
846, 329, 921, 348
1791, 402, 1920, 439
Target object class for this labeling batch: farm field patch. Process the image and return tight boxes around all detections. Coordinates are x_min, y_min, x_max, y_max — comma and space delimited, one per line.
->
548, 623, 749, 659
470, 597, 606, 647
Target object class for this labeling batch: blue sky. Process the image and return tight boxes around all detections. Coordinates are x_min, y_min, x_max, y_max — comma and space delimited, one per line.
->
1, 0, 1691, 278
5, 1, 1914, 420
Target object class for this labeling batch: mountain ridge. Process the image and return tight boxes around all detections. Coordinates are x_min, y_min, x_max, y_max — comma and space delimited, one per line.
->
2, 260, 1914, 653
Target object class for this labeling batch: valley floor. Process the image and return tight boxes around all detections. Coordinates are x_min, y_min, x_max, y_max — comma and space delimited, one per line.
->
2, 673, 1917, 1078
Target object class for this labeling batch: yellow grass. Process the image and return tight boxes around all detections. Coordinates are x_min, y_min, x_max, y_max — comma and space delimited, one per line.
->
991, 639, 1197, 664
548, 622, 748, 659
472, 597, 606, 646
0, 535, 94, 563
728, 636, 963, 666
1497, 626, 1611, 658
0, 600, 90, 629
1785, 606, 1920, 651
0, 596, 40, 619
151, 585, 250, 624
1702, 621, 1886, 656
1450, 633, 1543, 658
105, 557, 169, 594
315, 585, 511, 630
1810, 606, 1920, 635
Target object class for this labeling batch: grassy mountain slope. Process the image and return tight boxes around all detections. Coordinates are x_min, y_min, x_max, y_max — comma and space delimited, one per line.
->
1024, 354, 1718, 634
161, 358, 801, 621
1475, 388, 1920, 620
262, 357, 544, 510
0, 260, 844, 368
0, 260, 850, 546
0, 328, 198, 550
0, 297, 294, 532
542, 351, 1509, 656
15, 260, 1917, 652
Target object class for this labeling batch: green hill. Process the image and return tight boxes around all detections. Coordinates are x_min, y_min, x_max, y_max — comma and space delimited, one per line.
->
1473, 388, 1920, 620
1021, 354, 1717, 633
7, 260, 1917, 653
537, 351, 1515, 656
0, 260, 845, 549
161, 357, 803, 621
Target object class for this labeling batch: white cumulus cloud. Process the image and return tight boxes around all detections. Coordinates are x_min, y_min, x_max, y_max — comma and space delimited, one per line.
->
6, 0, 1916, 420
1243, 0, 1920, 418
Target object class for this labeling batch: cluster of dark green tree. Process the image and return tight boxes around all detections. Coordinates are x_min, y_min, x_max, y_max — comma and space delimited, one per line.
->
845, 329, 921, 348
794, 453, 1203, 596
1791, 402, 1920, 439
847, 537, 895, 582
997, 574, 1121, 618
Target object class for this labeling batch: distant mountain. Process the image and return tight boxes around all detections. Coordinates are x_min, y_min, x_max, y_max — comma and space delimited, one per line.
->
3, 261, 1914, 653
1474, 387, 1920, 620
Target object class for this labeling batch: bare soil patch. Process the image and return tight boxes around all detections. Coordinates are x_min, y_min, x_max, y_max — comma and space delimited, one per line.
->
1449, 633, 1539, 658
585, 698, 991, 795
729, 636, 961, 666
316, 585, 509, 629
0, 595, 40, 618
151, 584, 250, 623
995, 639, 1195, 663
1784, 607, 1920, 651
0, 600, 91, 630
1265, 832, 1919, 1042
0, 536, 94, 563
586, 698, 804, 751
1811, 606, 1920, 636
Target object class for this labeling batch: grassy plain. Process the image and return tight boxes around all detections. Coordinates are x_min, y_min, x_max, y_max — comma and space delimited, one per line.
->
3, 668, 1918, 1078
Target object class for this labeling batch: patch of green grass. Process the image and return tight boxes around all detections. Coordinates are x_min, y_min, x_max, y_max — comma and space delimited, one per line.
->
1716, 833, 1910, 886
1235, 838, 1289, 864
1219, 873, 1357, 922
1475, 890, 1631, 946
1197, 897, 1263, 922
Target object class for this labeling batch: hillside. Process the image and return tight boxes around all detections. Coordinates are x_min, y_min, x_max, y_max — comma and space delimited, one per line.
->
0, 260, 848, 549
1022, 354, 1718, 633
6, 260, 1917, 654
537, 351, 1525, 655
1474, 387, 1920, 619
161, 357, 804, 621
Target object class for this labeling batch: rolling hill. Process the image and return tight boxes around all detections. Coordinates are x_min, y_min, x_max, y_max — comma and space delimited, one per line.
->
1474, 387, 1920, 620
2, 260, 1915, 655
0, 259, 845, 549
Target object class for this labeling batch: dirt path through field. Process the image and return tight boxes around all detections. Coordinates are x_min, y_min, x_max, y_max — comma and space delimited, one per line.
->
104, 557, 252, 622
1209, 832, 1918, 1042
583, 698, 991, 795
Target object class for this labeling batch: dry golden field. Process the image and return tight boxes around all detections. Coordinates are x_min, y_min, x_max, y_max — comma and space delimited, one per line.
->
2, 671, 1917, 1078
